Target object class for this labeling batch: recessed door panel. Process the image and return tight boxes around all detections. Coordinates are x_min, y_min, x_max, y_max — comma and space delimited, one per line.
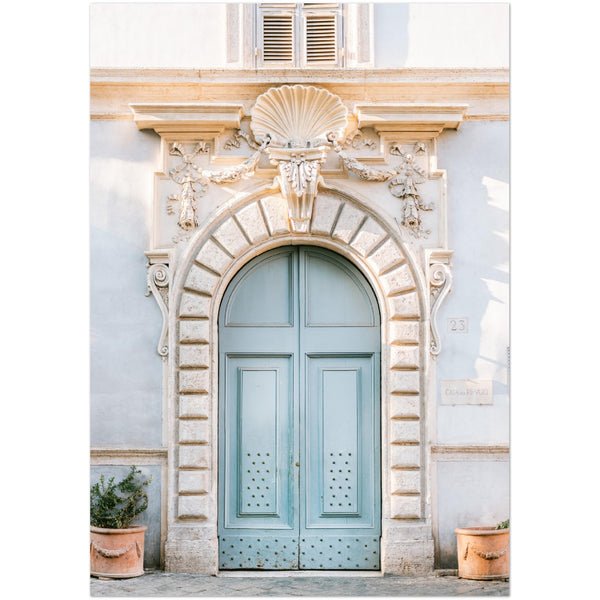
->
218, 246, 380, 570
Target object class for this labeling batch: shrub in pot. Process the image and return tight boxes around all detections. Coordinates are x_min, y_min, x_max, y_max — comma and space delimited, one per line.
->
455, 518, 509, 580
90, 466, 153, 579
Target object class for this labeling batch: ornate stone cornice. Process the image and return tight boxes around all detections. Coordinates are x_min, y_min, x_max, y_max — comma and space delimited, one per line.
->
354, 104, 467, 136
92, 68, 508, 119
131, 103, 244, 135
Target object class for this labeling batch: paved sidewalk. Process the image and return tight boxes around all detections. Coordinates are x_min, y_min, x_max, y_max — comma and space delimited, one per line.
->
90, 571, 509, 596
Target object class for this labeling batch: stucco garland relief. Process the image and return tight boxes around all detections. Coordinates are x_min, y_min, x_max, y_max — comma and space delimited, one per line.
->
166, 139, 269, 237
328, 136, 433, 239
172, 191, 425, 530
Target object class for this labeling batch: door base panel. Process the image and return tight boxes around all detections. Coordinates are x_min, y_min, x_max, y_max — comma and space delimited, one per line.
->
299, 535, 380, 570
220, 536, 299, 570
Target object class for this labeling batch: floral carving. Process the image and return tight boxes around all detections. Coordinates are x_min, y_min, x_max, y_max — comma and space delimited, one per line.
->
389, 143, 433, 238
167, 138, 270, 234
224, 129, 261, 151
329, 135, 434, 238
342, 129, 377, 151
270, 148, 327, 232
167, 143, 209, 231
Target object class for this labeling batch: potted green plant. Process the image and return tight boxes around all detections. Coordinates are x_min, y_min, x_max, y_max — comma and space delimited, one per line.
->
455, 518, 509, 580
90, 466, 153, 579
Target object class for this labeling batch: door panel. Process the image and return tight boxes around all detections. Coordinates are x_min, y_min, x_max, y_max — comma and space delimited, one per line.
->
218, 246, 380, 570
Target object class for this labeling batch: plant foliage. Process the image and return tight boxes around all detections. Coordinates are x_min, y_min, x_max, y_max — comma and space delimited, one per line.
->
90, 466, 152, 529
495, 518, 510, 530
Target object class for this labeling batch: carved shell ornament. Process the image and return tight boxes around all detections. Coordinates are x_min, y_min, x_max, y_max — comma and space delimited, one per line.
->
251, 85, 348, 148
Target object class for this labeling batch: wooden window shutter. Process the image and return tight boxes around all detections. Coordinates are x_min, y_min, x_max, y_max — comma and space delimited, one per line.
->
261, 5, 295, 64
304, 9, 338, 64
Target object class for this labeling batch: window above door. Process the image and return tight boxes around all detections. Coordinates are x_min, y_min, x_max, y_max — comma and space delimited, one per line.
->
225, 3, 373, 69
258, 3, 342, 67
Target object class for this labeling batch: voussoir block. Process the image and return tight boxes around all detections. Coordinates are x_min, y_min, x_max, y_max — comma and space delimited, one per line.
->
179, 320, 210, 343
236, 202, 269, 243
195, 239, 232, 275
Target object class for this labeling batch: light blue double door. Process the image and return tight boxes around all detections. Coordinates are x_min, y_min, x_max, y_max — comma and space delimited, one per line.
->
218, 246, 381, 570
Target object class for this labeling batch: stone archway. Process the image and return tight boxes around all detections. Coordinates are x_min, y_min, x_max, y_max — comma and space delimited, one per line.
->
163, 184, 434, 575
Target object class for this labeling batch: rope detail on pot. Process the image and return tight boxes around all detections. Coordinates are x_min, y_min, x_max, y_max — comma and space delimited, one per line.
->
464, 543, 509, 561
91, 541, 138, 559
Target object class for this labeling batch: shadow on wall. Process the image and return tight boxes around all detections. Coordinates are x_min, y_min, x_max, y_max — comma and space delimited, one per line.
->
434, 122, 510, 569
373, 3, 409, 67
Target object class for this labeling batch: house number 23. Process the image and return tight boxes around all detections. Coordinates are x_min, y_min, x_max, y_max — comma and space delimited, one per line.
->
447, 318, 468, 333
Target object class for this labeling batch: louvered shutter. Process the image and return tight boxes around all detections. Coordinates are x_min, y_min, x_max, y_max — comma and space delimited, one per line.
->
257, 3, 341, 67
305, 11, 337, 64
261, 6, 295, 64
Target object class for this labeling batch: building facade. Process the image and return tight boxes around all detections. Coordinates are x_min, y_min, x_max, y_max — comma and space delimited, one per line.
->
90, 2, 509, 574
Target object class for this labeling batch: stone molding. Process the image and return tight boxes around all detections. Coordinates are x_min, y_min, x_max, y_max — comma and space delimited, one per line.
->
164, 184, 434, 574
92, 68, 508, 119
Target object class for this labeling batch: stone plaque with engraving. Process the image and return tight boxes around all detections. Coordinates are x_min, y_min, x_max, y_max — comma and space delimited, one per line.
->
441, 379, 493, 405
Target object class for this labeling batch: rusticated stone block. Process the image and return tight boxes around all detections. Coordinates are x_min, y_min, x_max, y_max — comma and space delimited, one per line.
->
213, 217, 250, 257
389, 321, 420, 344
261, 195, 290, 234
332, 203, 364, 243
179, 369, 210, 394
350, 218, 386, 256
179, 320, 209, 343
390, 495, 421, 519
178, 470, 210, 494
366, 238, 405, 274
179, 293, 211, 318
390, 345, 420, 369
390, 370, 420, 393
179, 444, 211, 469
179, 345, 210, 369
236, 202, 269, 243
381, 263, 415, 295
311, 194, 342, 235
177, 495, 210, 520
388, 292, 420, 319
165, 537, 218, 574
390, 420, 420, 444
179, 394, 210, 419
389, 395, 421, 419
390, 470, 421, 495
179, 419, 210, 444
195, 239, 232, 275
185, 265, 219, 296
382, 541, 434, 575
390, 444, 420, 469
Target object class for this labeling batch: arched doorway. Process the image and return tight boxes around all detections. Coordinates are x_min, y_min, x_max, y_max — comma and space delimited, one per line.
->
217, 245, 381, 570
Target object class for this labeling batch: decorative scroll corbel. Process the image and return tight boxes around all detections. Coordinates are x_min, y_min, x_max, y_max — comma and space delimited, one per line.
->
428, 251, 453, 357
145, 263, 171, 359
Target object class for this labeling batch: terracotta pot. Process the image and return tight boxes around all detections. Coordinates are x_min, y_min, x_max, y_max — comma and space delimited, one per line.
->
454, 526, 509, 580
90, 525, 147, 578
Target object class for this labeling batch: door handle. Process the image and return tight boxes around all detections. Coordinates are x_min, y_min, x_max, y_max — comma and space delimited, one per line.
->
295, 462, 300, 467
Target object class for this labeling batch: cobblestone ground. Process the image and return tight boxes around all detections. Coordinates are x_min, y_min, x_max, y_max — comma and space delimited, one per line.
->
90, 572, 509, 597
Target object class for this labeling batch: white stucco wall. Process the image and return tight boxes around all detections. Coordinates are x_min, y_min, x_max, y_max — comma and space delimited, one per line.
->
436, 121, 510, 445
90, 2, 509, 69
373, 3, 509, 68
90, 120, 164, 447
